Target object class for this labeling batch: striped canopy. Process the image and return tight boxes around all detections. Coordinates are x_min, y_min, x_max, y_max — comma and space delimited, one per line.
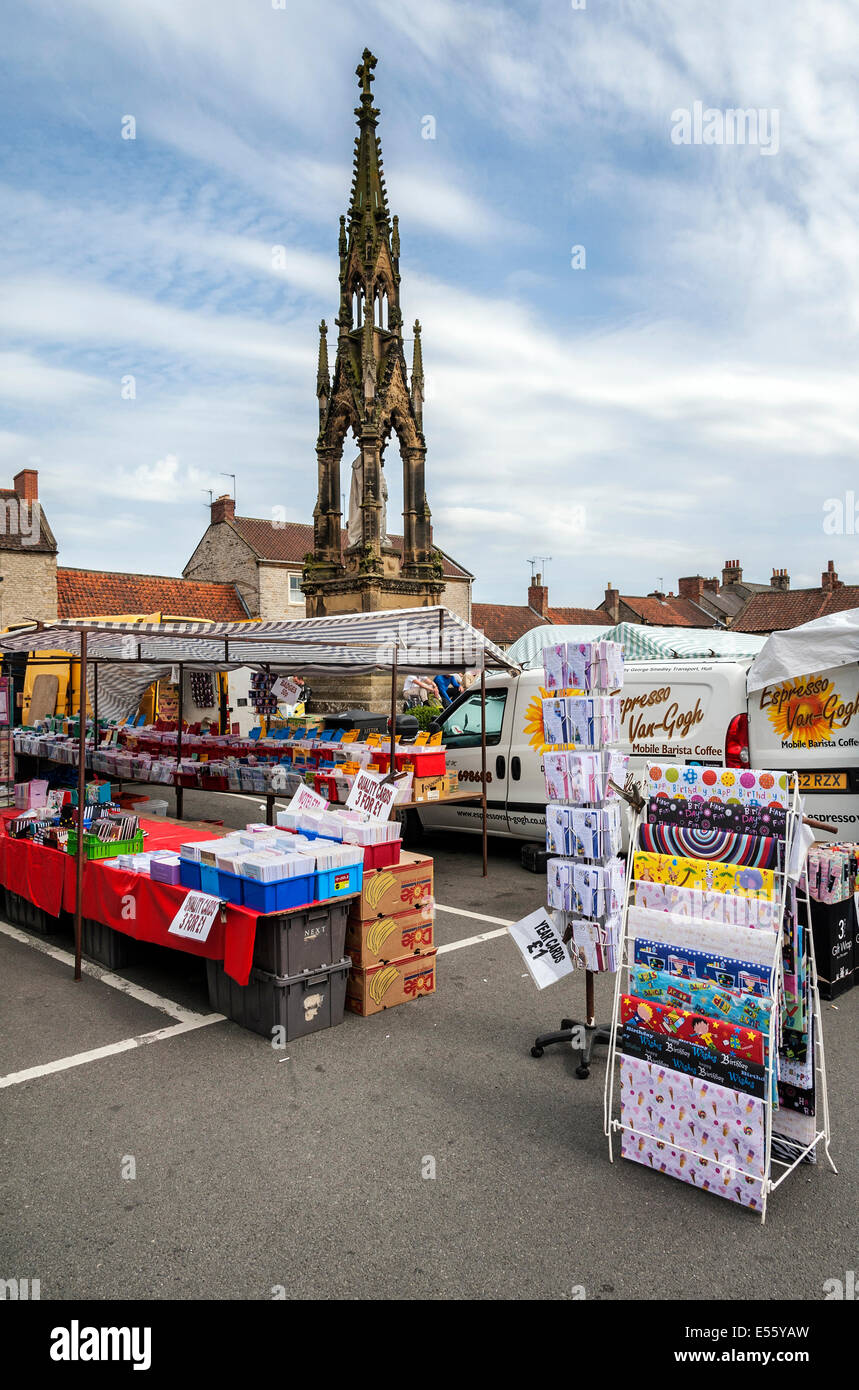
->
0, 608, 517, 722
509, 621, 767, 667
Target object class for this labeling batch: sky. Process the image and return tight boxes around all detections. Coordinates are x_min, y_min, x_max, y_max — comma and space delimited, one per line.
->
1, 0, 857, 608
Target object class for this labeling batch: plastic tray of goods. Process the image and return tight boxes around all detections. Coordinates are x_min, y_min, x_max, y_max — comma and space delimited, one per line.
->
314, 862, 363, 901
66, 830, 145, 860
241, 873, 317, 915
371, 749, 446, 777
251, 900, 349, 975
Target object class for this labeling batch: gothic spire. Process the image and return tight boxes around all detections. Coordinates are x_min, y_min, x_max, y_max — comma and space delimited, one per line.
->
349, 48, 390, 231
316, 320, 330, 403
411, 319, 424, 422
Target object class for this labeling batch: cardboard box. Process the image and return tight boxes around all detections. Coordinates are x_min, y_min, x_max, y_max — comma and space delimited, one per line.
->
412, 774, 450, 802
811, 898, 855, 1000
346, 948, 437, 1016
350, 850, 433, 921
346, 905, 434, 968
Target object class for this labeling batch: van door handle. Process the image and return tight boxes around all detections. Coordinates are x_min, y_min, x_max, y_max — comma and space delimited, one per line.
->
511, 756, 521, 780
495, 755, 506, 778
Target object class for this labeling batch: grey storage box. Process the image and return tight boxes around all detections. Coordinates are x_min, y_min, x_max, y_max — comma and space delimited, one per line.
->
81, 917, 141, 969
206, 957, 350, 1041
4, 890, 61, 937
252, 901, 349, 976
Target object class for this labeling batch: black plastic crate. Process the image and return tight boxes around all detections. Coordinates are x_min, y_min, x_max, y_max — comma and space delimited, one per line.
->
206, 958, 350, 1041
252, 901, 349, 976
4, 890, 61, 937
80, 917, 142, 970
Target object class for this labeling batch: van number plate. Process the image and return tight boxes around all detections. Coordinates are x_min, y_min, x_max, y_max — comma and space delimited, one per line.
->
797, 772, 848, 791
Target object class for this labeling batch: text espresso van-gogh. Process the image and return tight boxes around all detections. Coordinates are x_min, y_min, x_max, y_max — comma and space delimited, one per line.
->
419, 660, 753, 842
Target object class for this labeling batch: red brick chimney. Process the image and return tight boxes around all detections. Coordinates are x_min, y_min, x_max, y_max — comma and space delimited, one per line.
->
770, 567, 790, 592
528, 572, 549, 619
13, 469, 38, 503
211, 494, 235, 525
604, 582, 620, 624
702, 577, 719, 595
678, 575, 704, 601
721, 559, 743, 588
822, 560, 842, 592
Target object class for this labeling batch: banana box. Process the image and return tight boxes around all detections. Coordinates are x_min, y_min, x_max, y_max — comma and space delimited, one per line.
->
350, 851, 433, 920
346, 905, 434, 968
346, 948, 437, 1016
412, 774, 450, 802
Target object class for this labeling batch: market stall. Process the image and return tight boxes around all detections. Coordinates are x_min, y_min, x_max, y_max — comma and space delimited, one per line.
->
0, 609, 517, 1006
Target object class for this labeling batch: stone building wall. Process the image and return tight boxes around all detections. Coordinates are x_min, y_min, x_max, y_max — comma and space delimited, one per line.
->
0, 552, 58, 628
183, 524, 259, 617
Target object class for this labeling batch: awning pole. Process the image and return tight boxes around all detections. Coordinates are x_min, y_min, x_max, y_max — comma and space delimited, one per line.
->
93, 663, 98, 745
175, 662, 184, 820
387, 646, 398, 784
74, 631, 87, 981
480, 667, 487, 877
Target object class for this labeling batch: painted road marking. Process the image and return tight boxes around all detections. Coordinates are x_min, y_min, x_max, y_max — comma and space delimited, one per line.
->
434, 903, 514, 927
437, 927, 508, 955
0, 1017, 224, 1089
0, 921, 209, 1024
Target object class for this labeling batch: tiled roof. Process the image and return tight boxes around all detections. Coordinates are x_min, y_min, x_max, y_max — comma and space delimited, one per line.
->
57, 569, 249, 621
609, 595, 700, 627
732, 587, 859, 633
229, 517, 471, 581
471, 603, 605, 647
547, 605, 607, 625
0, 490, 57, 554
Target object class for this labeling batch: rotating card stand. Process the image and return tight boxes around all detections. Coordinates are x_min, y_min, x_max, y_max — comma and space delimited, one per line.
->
530, 682, 623, 1080
603, 774, 836, 1222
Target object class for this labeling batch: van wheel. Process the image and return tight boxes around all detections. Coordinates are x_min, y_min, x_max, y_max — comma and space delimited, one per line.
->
400, 809, 423, 847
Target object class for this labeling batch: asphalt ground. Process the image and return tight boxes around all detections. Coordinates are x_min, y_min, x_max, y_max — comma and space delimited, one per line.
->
1, 784, 857, 1302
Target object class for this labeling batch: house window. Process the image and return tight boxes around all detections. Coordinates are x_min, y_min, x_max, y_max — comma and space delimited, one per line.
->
289, 573, 303, 604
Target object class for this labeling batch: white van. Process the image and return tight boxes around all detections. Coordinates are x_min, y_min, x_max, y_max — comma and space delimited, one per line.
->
418, 659, 754, 842
746, 612, 859, 835
419, 613, 859, 843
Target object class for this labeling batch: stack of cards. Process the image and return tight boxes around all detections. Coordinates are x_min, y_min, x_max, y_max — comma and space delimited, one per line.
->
543, 749, 629, 804
543, 640, 623, 692
541, 695, 620, 749
547, 856, 624, 918
546, 803, 622, 859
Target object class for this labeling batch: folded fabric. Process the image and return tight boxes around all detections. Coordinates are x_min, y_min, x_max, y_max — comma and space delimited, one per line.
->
638, 822, 781, 870
647, 795, 787, 841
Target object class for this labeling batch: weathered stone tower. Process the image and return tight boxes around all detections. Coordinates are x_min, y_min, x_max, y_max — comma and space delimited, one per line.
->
303, 48, 444, 625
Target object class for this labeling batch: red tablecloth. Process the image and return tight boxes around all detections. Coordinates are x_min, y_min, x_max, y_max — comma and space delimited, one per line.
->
0, 811, 258, 984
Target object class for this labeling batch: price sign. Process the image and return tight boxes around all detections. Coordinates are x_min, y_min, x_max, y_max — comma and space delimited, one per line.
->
428, 731, 443, 746
507, 908, 574, 989
168, 891, 221, 943
341, 729, 360, 743
414, 731, 430, 745
366, 733, 382, 747
272, 677, 302, 705
345, 768, 398, 822
286, 783, 328, 817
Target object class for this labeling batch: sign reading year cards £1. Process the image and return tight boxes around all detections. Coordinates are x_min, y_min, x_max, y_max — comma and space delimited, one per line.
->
168, 892, 221, 943
508, 907, 575, 989
287, 783, 328, 817
346, 768, 397, 822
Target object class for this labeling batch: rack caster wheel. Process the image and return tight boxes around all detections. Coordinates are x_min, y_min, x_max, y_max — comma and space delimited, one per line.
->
561, 1018, 575, 1031
576, 1065, 590, 1079
531, 1046, 544, 1059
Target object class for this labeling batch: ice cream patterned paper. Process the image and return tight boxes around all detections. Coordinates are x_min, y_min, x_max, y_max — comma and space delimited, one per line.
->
619, 1054, 766, 1209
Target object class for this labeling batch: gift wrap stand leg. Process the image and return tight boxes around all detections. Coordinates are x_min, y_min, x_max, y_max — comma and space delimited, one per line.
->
531, 969, 611, 1079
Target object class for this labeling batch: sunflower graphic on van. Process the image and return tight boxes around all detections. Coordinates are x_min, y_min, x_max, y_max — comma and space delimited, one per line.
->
761, 675, 839, 747
524, 688, 550, 752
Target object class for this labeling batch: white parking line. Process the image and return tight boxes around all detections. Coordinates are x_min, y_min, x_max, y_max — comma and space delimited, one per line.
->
0, 1017, 225, 1089
0, 921, 209, 1024
437, 927, 508, 954
434, 903, 514, 927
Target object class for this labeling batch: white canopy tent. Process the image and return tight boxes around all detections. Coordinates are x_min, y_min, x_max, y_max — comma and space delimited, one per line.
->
747, 608, 859, 694
508, 621, 767, 668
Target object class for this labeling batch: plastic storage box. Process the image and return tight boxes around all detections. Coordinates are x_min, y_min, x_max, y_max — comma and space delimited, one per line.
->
205, 957, 350, 1040
242, 872, 316, 915
315, 862, 362, 901
81, 916, 141, 969
251, 900, 349, 975
363, 840, 401, 872
3, 890, 61, 936
179, 858, 202, 891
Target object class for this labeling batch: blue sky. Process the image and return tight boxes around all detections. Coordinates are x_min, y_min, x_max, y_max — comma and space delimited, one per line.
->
2, 0, 857, 607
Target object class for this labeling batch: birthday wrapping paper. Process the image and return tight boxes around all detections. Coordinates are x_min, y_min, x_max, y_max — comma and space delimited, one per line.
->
638, 822, 781, 870
643, 762, 791, 807
632, 850, 776, 901
621, 994, 766, 1065
647, 795, 787, 841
